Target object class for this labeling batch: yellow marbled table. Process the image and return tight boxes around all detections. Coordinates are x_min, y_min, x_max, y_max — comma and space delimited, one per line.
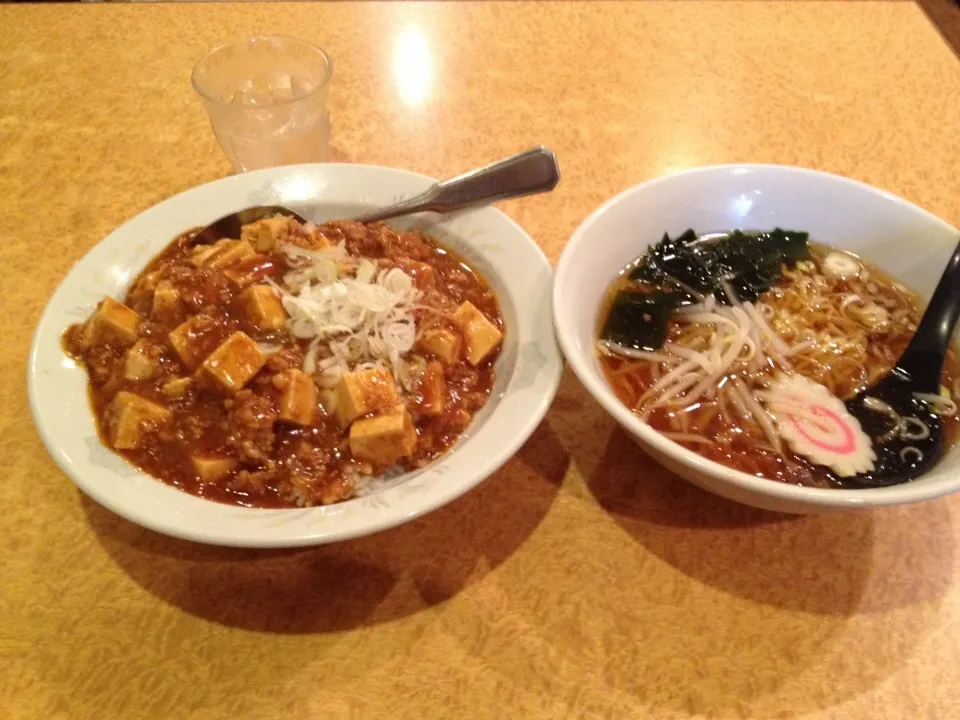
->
4, 2, 960, 718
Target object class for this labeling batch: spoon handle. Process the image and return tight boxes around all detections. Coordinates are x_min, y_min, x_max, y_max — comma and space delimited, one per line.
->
355, 147, 560, 223
895, 236, 960, 393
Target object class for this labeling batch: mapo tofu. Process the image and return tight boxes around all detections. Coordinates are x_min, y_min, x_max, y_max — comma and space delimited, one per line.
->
63, 216, 504, 508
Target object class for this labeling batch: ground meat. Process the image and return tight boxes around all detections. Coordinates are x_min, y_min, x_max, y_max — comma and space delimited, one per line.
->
449, 408, 471, 429
337, 220, 387, 258
450, 364, 480, 391
165, 265, 196, 282
227, 389, 279, 462
462, 391, 490, 413
137, 320, 168, 341
396, 257, 438, 291
85, 344, 123, 385
172, 267, 233, 312
318, 476, 354, 505
388, 230, 433, 262
254, 216, 318, 249
125, 270, 168, 314
265, 347, 303, 374
280, 471, 353, 507
291, 439, 334, 474
172, 415, 206, 442
231, 468, 279, 495
439, 266, 484, 306
420, 289, 458, 313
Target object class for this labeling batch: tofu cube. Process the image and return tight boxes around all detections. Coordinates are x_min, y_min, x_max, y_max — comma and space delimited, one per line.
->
240, 215, 294, 252
419, 328, 463, 365
241, 214, 333, 251
123, 339, 159, 381
335, 368, 399, 426
205, 240, 255, 269
199, 331, 267, 393
419, 361, 447, 416
82, 297, 140, 348
239, 285, 286, 331
161, 376, 193, 398
168, 314, 214, 369
190, 239, 255, 269
107, 391, 172, 450
151, 281, 181, 317
137, 270, 163, 294
349, 407, 417, 465
279, 369, 318, 426
189, 243, 221, 266
453, 301, 503, 365
191, 455, 237, 482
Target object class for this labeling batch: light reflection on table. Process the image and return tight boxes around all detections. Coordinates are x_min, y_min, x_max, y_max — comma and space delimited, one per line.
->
393, 25, 433, 108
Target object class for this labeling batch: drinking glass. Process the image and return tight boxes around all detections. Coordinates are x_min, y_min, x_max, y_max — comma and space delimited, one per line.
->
192, 36, 333, 172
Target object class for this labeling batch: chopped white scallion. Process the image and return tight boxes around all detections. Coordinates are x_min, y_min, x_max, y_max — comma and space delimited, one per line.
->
902, 416, 931, 441
355, 258, 377, 284
822, 252, 861, 280
862, 396, 905, 445
900, 446, 924, 465
269, 243, 421, 383
913, 392, 958, 417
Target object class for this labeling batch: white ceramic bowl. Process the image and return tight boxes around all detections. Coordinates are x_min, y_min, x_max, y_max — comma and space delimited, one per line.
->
554, 164, 960, 513
29, 163, 563, 546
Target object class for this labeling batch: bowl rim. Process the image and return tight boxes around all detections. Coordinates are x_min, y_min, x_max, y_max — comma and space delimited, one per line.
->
28, 162, 564, 546
553, 162, 960, 509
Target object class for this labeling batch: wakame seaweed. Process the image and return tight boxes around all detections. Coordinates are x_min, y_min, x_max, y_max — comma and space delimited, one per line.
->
602, 289, 694, 352
629, 228, 809, 301
605, 228, 810, 351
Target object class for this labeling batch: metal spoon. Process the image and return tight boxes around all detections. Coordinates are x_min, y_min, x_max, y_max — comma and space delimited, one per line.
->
353, 146, 560, 223
189, 147, 560, 246
842, 236, 960, 487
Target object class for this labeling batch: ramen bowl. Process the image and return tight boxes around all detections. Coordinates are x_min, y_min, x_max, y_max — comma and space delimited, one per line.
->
554, 164, 960, 513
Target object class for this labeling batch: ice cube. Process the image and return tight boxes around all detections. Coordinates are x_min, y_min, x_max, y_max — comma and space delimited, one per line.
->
230, 88, 254, 106
290, 75, 316, 100
246, 71, 294, 104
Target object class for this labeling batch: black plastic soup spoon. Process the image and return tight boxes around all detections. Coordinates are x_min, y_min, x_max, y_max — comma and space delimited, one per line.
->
843, 237, 960, 487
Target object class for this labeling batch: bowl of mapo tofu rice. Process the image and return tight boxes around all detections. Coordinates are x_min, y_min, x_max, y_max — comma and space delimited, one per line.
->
29, 164, 562, 546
